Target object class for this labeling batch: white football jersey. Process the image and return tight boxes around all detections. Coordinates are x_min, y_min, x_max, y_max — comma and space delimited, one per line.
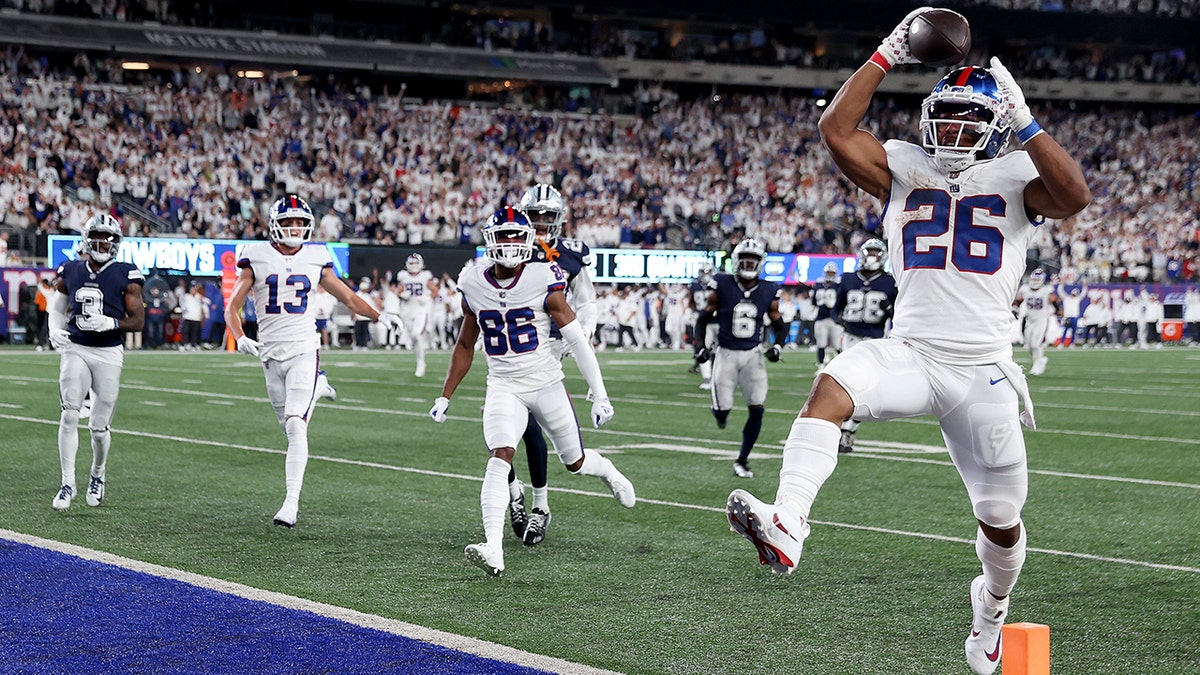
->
882, 141, 1040, 364
1018, 285, 1056, 321
397, 269, 434, 307
457, 262, 569, 393
237, 242, 332, 360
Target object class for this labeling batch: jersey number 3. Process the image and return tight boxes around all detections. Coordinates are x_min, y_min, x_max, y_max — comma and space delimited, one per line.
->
901, 189, 1006, 274
265, 274, 311, 314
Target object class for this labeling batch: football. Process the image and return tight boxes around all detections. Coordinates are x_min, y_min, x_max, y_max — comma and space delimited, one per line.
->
907, 8, 971, 68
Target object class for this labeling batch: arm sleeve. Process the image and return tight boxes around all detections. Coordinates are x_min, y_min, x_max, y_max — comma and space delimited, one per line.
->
695, 309, 715, 345
569, 271, 598, 338
48, 291, 68, 332
559, 320, 607, 400
771, 317, 787, 346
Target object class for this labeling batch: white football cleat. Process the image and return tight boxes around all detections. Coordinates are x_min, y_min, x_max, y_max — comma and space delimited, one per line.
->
727, 489, 809, 575
699, 380, 712, 390
465, 543, 504, 577
414, 361, 426, 378
52, 484, 74, 512
600, 470, 636, 508
85, 475, 105, 507
733, 462, 754, 478
965, 574, 1009, 675
316, 371, 337, 401
273, 500, 299, 528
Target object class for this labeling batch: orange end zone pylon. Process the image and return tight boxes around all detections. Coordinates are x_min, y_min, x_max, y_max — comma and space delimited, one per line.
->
1002, 622, 1050, 674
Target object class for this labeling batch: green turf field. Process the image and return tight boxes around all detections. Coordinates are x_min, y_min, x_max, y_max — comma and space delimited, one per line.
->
1, 345, 1198, 674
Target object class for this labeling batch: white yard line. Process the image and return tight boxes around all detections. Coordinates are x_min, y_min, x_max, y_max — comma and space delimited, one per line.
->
2, 412, 1197, 574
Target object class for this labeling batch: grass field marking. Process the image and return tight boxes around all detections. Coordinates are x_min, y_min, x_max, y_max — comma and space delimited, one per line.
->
0, 402, 22, 409
1040, 385, 1200, 398
851, 452, 1200, 489
820, 521, 1200, 574
6, 412, 1200, 576
0, 528, 623, 675
1035, 401, 1200, 417
6, 373, 1200, 456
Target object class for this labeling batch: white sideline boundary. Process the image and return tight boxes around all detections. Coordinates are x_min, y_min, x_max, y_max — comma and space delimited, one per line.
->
0, 528, 621, 675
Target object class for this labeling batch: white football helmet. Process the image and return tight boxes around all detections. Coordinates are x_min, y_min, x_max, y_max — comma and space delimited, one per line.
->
823, 262, 839, 283
858, 238, 887, 273
697, 261, 715, 285
483, 207, 535, 268
82, 213, 123, 264
732, 238, 767, 280
268, 194, 315, 248
518, 184, 567, 245
1029, 268, 1046, 290
406, 253, 425, 274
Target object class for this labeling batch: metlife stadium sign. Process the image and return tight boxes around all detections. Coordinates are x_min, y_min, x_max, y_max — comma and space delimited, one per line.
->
48, 236, 350, 278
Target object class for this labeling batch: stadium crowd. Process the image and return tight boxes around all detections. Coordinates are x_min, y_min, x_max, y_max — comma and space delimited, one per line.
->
0, 49, 1198, 286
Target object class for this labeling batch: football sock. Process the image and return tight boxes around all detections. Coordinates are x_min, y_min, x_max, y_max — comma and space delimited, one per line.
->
776, 417, 841, 520
283, 417, 309, 502
574, 447, 618, 481
699, 361, 712, 381
89, 426, 111, 480
738, 406, 764, 464
58, 408, 81, 487
532, 486, 549, 513
713, 408, 730, 428
507, 467, 521, 498
817, 347, 826, 364
976, 523, 1026, 599
481, 457, 510, 549
522, 414, 549, 489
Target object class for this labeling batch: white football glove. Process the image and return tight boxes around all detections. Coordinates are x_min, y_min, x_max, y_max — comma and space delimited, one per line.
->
377, 311, 404, 332
236, 335, 262, 356
989, 56, 1040, 141
430, 396, 450, 423
873, 7, 931, 70
76, 314, 117, 332
49, 328, 72, 351
591, 396, 614, 428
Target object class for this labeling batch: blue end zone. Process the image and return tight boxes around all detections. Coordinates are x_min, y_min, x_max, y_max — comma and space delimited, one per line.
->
0, 541, 552, 675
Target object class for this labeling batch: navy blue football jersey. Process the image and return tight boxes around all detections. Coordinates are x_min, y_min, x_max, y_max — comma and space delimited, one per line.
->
56, 259, 145, 347
835, 271, 898, 339
689, 280, 712, 310
534, 237, 592, 338
813, 280, 840, 320
713, 272, 780, 350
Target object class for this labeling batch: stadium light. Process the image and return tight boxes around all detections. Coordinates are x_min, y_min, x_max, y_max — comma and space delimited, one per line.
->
121, 62, 150, 71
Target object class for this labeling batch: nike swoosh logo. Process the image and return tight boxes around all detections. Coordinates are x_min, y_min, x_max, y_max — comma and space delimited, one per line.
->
990, 377, 1007, 385
985, 634, 1002, 662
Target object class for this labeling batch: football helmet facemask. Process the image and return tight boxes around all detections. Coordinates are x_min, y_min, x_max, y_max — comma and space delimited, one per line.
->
518, 184, 567, 245
483, 207, 535, 268
269, 194, 315, 248
82, 213, 123, 264
732, 238, 767, 280
406, 253, 425, 274
1029, 268, 1046, 290
919, 66, 1011, 173
858, 238, 887, 274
